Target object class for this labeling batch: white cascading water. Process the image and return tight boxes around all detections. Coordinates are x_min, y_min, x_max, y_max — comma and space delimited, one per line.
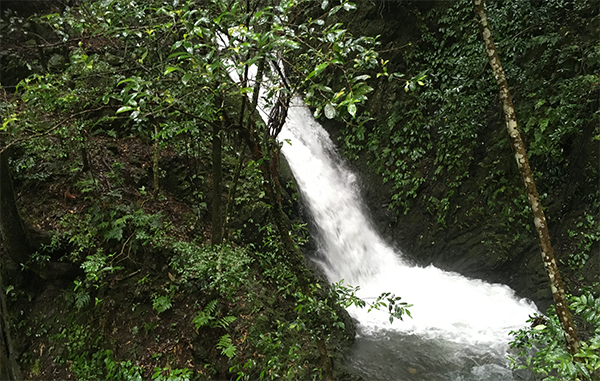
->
278, 97, 539, 380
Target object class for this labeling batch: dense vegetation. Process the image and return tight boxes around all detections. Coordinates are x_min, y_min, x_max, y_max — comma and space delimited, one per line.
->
1, 0, 598, 380
329, 0, 600, 379
0, 0, 392, 379
334, 0, 598, 264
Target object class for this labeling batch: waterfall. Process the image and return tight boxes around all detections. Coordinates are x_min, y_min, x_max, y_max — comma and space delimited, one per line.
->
279, 97, 539, 380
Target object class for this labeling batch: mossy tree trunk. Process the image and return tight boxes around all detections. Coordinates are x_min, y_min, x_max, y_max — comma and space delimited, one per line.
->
474, 0, 580, 356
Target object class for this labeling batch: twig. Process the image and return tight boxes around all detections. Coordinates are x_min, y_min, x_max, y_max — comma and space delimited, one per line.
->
116, 269, 142, 282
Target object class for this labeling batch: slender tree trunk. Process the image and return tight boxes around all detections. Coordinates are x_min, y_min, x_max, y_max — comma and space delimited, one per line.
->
211, 108, 224, 246
152, 123, 160, 197
223, 146, 246, 240
0, 272, 22, 381
474, 0, 579, 356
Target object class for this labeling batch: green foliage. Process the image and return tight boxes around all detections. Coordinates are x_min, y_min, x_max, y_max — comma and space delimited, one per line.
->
566, 213, 600, 271
152, 367, 193, 381
170, 242, 253, 299
509, 284, 600, 380
216, 334, 237, 360
332, 280, 412, 323
236, 322, 313, 381
192, 299, 236, 330
366, 292, 412, 324
49, 315, 143, 381
70, 280, 91, 310
1, 0, 394, 379
348, 0, 493, 221
70, 350, 144, 381
332, 0, 599, 260
152, 294, 173, 315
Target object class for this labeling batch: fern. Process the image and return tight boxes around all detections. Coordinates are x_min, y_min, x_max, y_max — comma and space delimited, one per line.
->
192, 310, 211, 329
192, 300, 236, 330
204, 299, 218, 316
216, 334, 236, 359
192, 300, 218, 329
217, 315, 236, 329
152, 295, 172, 314
75, 290, 91, 310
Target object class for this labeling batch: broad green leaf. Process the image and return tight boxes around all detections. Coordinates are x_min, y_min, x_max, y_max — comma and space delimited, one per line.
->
182, 73, 192, 85
307, 62, 329, 80
164, 66, 182, 75
347, 103, 357, 117
324, 103, 336, 119
116, 106, 135, 114
352, 74, 371, 82
328, 4, 343, 16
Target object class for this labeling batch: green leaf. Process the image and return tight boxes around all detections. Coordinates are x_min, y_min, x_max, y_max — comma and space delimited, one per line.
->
328, 4, 343, 16
324, 103, 336, 119
307, 62, 329, 80
343, 2, 357, 11
164, 66, 182, 75
538, 118, 549, 132
104, 226, 124, 241
352, 74, 371, 82
182, 73, 192, 85
217, 334, 236, 359
313, 107, 322, 118
116, 106, 135, 114
192, 311, 211, 329
348, 103, 357, 117
152, 295, 172, 314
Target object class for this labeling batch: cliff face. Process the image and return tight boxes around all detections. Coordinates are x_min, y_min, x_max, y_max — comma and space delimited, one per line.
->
319, 0, 599, 310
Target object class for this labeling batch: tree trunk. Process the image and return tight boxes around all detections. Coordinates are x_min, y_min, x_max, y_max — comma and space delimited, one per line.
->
0, 272, 22, 381
1, 139, 80, 281
0, 141, 26, 380
211, 112, 223, 245
152, 123, 160, 197
223, 146, 246, 240
474, 0, 580, 356
0, 141, 34, 265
